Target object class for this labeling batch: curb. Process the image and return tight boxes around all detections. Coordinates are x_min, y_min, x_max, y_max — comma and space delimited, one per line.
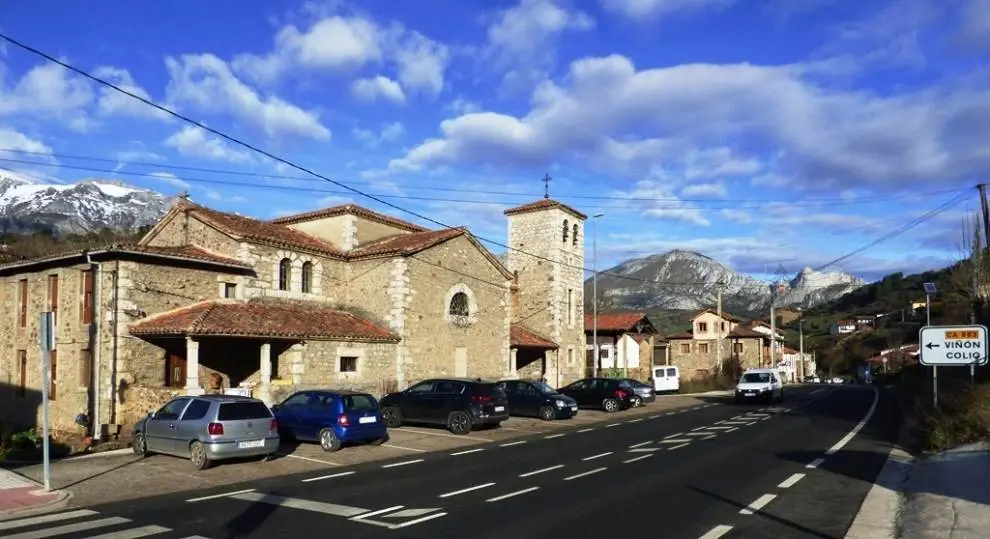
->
0, 490, 73, 522
2, 447, 133, 466
843, 387, 917, 539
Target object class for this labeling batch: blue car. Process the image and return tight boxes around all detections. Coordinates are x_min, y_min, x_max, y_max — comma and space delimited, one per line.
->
272, 390, 388, 452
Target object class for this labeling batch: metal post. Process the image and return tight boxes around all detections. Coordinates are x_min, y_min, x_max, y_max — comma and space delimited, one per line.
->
798, 318, 804, 382
592, 213, 602, 377
927, 293, 937, 405
39, 311, 54, 491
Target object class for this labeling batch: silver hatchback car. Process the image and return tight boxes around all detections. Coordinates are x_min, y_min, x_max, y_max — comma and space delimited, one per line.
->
132, 395, 280, 469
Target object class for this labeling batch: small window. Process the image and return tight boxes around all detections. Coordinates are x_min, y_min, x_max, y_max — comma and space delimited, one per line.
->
223, 283, 237, 298
217, 401, 272, 421
567, 288, 574, 325
568, 347, 575, 365
679, 343, 690, 354
449, 292, 470, 317
49, 350, 57, 401
733, 342, 744, 353
699, 343, 710, 354
666, 368, 677, 377
81, 269, 94, 324
339, 356, 358, 373
18, 278, 27, 328
301, 262, 313, 293
278, 258, 291, 291
181, 399, 211, 421
572, 223, 578, 246
79, 348, 92, 387
698, 322, 708, 332
721, 322, 727, 331
17, 350, 27, 398
562, 219, 569, 242
48, 274, 59, 316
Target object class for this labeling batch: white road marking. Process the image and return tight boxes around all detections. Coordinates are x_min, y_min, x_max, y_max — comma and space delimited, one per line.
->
583, 452, 613, 461
564, 467, 607, 480
629, 441, 653, 448
665, 412, 675, 416
664, 433, 685, 439
698, 525, 734, 539
701, 435, 717, 441
497, 426, 536, 432
649, 415, 660, 419
281, 453, 341, 466
825, 386, 880, 455
486, 486, 540, 502
740, 494, 777, 515
660, 438, 691, 444
387, 508, 442, 518
0, 510, 99, 531
806, 457, 825, 469
623, 454, 653, 464
383, 444, 425, 453
398, 427, 493, 441
186, 489, 256, 502
724, 427, 738, 433
668, 443, 690, 450
6, 517, 131, 539
352, 506, 406, 520
778, 473, 805, 488
606, 423, 621, 427
520, 464, 564, 477
85, 525, 171, 539
628, 448, 661, 453
706, 426, 735, 430
382, 459, 425, 468
578, 428, 594, 432
685, 432, 714, 437
450, 448, 484, 456
628, 418, 643, 423
438, 483, 495, 498
545, 433, 566, 439
500, 441, 526, 447
391, 512, 448, 528
302, 471, 356, 483
692, 426, 707, 431
234, 492, 368, 517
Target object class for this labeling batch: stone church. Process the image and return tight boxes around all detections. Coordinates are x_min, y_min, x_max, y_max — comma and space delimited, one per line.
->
0, 195, 587, 439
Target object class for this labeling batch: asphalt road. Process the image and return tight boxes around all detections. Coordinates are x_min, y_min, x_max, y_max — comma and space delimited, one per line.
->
0, 384, 901, 539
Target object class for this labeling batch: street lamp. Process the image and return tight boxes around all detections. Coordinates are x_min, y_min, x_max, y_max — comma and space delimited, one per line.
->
923, 282, 937, 326
798, 308, 805, 383
592, 213, 604, 378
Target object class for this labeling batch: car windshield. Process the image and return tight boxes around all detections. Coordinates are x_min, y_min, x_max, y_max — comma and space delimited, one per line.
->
533, 382, 557, 394
741, 373, 771, 384
344, 394, 378, 411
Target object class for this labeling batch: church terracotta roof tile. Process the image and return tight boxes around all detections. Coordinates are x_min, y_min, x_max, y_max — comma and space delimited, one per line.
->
270, 203, 429, 232
504, 198, 588, 219
348, 228, 466, 259
510, 324, 558, 349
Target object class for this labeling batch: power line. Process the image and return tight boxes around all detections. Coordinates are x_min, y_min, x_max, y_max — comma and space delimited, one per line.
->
0, 147, 965, 207
0, 33, 968, 291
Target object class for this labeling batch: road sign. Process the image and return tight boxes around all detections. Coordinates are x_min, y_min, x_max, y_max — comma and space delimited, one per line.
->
919, 325, 989, 366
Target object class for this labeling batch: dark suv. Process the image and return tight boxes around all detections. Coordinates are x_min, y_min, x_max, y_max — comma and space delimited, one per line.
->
379, 378, 510, 435
557, 377, 637, 412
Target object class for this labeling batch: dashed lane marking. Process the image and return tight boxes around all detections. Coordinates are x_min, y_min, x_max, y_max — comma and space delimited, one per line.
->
545, 433, 566, 439
606, 423, 622, 427
623, 454, 653, 464
578, 428, 594, 432
629, 441, 653, 448
500, 441, 526, 447
486, 487, 539, 502
778, 473, 805, 488
806, 457, 825, 469
660, 438, 692, 444
564, 467, 607, 481
583, 452, 613, 461
383, 444, 426, 453
302, 471, 356, 483
382, 459, 425, 468
450, 448, 484, 456
186, 489, 256, 502
438, 482, 495, 498
629, 418, 644, 423
668, 442, 690, 450
740, 494, 776, 515
698, 524, 734, 539
519, 464, 564, 477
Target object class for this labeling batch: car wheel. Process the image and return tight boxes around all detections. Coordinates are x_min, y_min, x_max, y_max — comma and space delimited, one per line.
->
319, 428, 342, 452
189, 441, 211, 470
382, 406, 403, 428
447, 411, 472, 435
369, 433, 390, 446
631, 396, 642, 408
132, 433, 147, 456
538, 406, 556, 421
602, 398, 619, 413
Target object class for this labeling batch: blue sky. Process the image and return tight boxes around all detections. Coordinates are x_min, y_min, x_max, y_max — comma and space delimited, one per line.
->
2, 0, 989, 282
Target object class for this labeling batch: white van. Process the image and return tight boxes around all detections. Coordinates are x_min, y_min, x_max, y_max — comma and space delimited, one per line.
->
652, 366, 680, 393
734, 368, 783, 404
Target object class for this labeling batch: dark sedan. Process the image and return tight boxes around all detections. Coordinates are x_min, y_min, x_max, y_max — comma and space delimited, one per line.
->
379, 378, 509, 435
621, 378, 656, 406
496, 379, 579, 420
557, 377, 637, 412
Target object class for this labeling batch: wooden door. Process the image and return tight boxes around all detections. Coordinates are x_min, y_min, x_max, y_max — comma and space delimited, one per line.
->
165, 353, 187, 388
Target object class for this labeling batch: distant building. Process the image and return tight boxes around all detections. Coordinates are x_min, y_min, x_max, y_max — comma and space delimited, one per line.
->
829, 320, 856, 335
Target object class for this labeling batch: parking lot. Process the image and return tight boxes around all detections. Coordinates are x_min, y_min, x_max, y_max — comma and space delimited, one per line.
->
6, 393, 721, 507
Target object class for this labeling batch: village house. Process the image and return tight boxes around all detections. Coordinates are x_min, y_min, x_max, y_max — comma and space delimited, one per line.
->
584, 311, 665, 380
666, 309, 772, 380
0, 196, 587, 441
829, 320, 857, 335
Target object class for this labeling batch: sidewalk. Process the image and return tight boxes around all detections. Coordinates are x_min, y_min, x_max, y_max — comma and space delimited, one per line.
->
0, 467, 70, 520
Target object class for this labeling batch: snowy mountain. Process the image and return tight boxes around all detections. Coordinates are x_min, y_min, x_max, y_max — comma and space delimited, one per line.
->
586, 249, 865, 315
0, 169, 171, 235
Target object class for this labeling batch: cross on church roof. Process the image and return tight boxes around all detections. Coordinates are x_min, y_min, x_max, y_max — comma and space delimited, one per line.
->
542, 173, 551, 199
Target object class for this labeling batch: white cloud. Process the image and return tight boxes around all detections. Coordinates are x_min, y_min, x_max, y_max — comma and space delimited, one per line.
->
681, 182, 727, 197
148, 171, 190, 189
600, 0, 737, 20
0, 62, 94, 131
0, 128, 53, 159
957, 0, 990, 53
91, 66, 170, 120
391, 30, 449, 96
163, 125, 253, 163
350, 76, 406, 104
611, 179, 710, 226
352, 121, 405, 148
391, 54, 990, 193
165, 53, 331, 141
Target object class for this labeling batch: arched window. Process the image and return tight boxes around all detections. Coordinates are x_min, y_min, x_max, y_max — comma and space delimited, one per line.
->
278, 258, 291, 291
301, 261, 313, 293
562, 219, 569, 242
448, 292, 470, 317
572, 223, 579, 246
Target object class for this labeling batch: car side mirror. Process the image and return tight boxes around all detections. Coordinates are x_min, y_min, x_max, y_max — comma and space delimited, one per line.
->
147, 411, 157, 419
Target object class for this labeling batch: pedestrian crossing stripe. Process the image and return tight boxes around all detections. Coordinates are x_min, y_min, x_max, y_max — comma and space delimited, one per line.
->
0, 508, 209, 538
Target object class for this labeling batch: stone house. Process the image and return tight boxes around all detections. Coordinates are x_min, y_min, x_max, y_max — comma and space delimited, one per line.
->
0, 196, 586, 440
583, 311, 663, 380
665, 309, 771, 380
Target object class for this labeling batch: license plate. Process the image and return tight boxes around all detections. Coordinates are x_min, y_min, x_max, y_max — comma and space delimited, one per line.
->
494, 406, 505, 412
237, 439, 265, 449
570, 406, 578, 411
358, 416, 376, 424
744, 392, 755, 395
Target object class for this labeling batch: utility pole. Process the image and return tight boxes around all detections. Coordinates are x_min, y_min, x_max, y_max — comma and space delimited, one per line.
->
716, 281, 724, 374
798, 316, 805, 382
591, 213, 604, 377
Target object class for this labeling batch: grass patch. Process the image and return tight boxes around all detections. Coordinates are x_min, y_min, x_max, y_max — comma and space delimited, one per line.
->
0, 424, 76, 463
915, 382, 990, 452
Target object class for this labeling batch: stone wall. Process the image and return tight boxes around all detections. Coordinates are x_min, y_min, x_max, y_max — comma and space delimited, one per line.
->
142, 212, 242, 257
268, 340, 398, 401
505, 207, 586, 385
669, 337, 766, 380
236, 243, 345, 304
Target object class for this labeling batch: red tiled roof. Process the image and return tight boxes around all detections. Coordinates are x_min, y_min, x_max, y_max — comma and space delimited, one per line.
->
178, 201, 344, 258
270, 204, 428, 232
666, 332, 694, 340
349, 228, 465, 259
0, 243, 251, 272
129, 300, 399, 342
510, 324, 558, 349
584, 312, 650, 332
504, 198, 588, 220
728, 326, 768, 339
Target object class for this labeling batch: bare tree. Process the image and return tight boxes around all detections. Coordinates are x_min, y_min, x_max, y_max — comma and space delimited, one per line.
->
952, 211, 990, 322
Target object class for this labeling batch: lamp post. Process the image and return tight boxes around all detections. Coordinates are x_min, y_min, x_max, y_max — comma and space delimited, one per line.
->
798, 310, 805, 383
923, 282, 938, 408
592, 213, 604, 378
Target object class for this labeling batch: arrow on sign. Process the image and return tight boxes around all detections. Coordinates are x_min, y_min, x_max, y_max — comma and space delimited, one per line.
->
925, 342, 940, 349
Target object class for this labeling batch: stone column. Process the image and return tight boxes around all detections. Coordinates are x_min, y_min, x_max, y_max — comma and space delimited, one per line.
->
544, 349, 556, 386
185, 337, 204, 396
509, 348, 518, 376
259, 342, 273, 405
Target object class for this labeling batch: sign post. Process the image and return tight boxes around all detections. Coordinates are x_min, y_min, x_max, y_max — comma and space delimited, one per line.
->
919, 324, 988, 410
39, 311, 55, 491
